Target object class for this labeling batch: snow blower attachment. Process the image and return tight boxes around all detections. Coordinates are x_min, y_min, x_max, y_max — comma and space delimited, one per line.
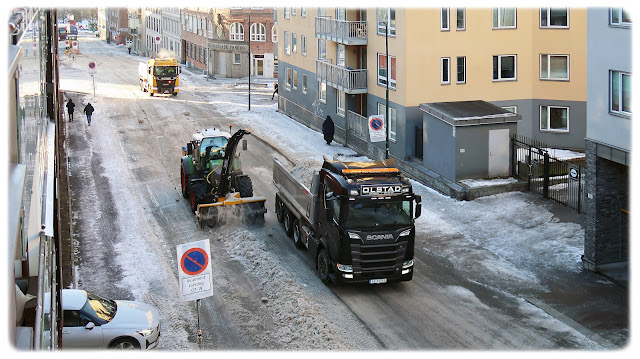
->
180, 128, 267, 228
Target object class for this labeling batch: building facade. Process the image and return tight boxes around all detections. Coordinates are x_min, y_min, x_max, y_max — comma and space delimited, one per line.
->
144, 8, 163, 57
181, 8, 212, 71
106, 8, 131, 45
582, 8, 631, 270
277, 7, 588, 172
162, 7, 182, 59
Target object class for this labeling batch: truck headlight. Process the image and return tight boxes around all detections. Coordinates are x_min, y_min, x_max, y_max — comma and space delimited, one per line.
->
337, 263, 353, 273
399, 229, 411, 237
402, 259, 414, 269
348, 232, 361, 240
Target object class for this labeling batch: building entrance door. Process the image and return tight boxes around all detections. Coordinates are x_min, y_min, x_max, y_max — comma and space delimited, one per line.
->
253, 55, 264, 76
488, 129, 510, 177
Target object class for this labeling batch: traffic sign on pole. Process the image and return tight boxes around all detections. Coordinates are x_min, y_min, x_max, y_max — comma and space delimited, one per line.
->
176, 239, 214, 301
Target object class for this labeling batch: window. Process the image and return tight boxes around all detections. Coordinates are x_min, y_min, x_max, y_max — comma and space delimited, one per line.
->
441, 57, 450, 84
611, 71, 632, 116
540, 54, 569, 80
610, 8, 632, 26
337, 90, 346, 117
540, 105, 569, 132
493, 55, 517, 81
286, 68, 292, 89
318, 39, 326, 60
292, 7, 296, 16
540, 8, 568, 28
492, 8, 516, 29
271, 24, 278, 43
377, 8, 396, 36
377, 53, 397, 89
230, 22, 244, 41
293, 70, 298, 89
456, 56, 466, 83
441, 8, 450, 31
456, 8, 466, 30
337, 44, 346, 67
301, 8, 306, 17
292, 33, 297, 53
284, 31, 290, 55
319, 81, 326, 103
233, 53, 241, 65
302, 74, 308, 93
336, 8, 346, 21
377, 103, 397, 141
502, 106, 517, 113
250, 23, 266, 42
301, 35, 307, 56
283, 7, 290, 19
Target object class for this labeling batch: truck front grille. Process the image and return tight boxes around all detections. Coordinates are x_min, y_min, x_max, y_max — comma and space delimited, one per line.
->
351, 242, 406, 273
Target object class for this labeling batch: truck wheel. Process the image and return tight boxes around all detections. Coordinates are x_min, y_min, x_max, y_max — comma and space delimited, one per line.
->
317, 249, 330, 283
181, 166, 190, 198
235, 176, 254, 197
293, 219, 304, 248
275, 195, 285, 223
283, 210, 294, 237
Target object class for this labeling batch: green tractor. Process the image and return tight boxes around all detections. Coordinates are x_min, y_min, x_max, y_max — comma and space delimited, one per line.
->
180, 128, 266, 228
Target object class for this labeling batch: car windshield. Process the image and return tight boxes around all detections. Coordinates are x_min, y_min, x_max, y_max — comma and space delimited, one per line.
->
344, 200, 412, 229
154, 66, 177, 77
82, 292, 117, 324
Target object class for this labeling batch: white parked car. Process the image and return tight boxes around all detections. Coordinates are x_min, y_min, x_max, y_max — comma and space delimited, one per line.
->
48, 289, 161, 350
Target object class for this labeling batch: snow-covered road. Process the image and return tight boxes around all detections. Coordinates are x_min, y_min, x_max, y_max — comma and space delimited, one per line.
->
60, 33, 627, 351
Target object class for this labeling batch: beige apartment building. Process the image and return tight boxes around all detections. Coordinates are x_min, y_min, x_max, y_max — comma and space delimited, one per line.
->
277, 7, 587, 168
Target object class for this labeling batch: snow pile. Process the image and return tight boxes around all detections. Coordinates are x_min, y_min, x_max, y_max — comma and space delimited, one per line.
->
218, 229, 366, 350
290, 158, 322, 189
459, 177, 519, 188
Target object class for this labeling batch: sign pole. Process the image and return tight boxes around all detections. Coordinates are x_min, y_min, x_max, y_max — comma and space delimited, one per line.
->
92, 74, 95, 98
196, 299, 203, 349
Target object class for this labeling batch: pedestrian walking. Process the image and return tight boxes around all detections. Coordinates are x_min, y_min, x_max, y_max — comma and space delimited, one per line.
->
271, 81, 278, 100
322, 115, 335, 145
83, 102, 95, 126
66, 98, 75, 121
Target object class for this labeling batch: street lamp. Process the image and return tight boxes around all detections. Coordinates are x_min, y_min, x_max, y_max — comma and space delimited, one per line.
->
385, 21, 390, 160
248, 12, 251, 111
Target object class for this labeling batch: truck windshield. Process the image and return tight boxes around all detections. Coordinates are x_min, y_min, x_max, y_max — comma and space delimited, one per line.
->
154, 66, 178, 77
344, 200, 412, 229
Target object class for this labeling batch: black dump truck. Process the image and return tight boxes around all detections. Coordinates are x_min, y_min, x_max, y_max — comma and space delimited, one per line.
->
273, 157, 422, 284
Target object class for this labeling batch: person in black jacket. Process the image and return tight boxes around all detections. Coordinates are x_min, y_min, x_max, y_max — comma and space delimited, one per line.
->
271, 81, 278, 100
84, 102, 95, 126
66, 99, 75, 121
322, 115, 335, 145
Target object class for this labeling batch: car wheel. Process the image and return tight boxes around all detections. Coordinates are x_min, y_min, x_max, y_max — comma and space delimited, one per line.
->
317, 249, 330, 284
109, 338, 139, 350
283, 210, 294, 237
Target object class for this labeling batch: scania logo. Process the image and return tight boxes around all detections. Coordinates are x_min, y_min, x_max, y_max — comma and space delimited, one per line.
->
366, 234, 394, 241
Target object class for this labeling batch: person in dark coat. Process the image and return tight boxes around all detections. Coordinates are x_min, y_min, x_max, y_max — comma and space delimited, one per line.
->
66, 99, 75, 121
322, 115, 335, 145
271, 81, 279, 100
83, 102, 95, 126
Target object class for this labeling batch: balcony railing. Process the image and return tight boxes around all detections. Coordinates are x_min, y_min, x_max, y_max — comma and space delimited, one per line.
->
316, 59, 367, 94
347, 110, 368, 140
315, 17, 367, 45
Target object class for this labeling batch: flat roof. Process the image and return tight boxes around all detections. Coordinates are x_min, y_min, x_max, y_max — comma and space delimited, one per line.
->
419, 100, 521, 127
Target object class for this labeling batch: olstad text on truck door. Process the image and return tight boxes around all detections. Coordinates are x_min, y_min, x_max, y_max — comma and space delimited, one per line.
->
273, 157, 422, 284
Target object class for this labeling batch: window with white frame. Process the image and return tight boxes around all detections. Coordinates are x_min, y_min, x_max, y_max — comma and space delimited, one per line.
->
441, 57, 451, 84
336, 8, 346, 21
540, 8, 568, 28
377, 103, 397, 141
271, 24, 277, 43
250, 23, 266, 41
302, 74, 308, 93
283, 7, 290, 19
441, 8, 450, 31
377, 8, 396, 36
493, 55, 517, 81
337, 44, 346, 67
318, 39, 326, 60
286, 68, 292, 89
456, 8, 466, 30
301, 7, 306, 17
301, 35, 307, 56
284, 31, 290, 55
292, 7, 296, 16
540, 105, 569, 132
233, 53, 241, 65
337, 90, 346, 117
293, 70, 298, 89
540, 54, 569, 80
377, 53, 397, 89
230, 22, 244, 41
502, 106, 517, 113
457, 56, 466, 83
319, 81, 326, 102
611, 70, 632, 116
610, 8, 632, 26
292, 33, 297, 53
492, 8, 516, 29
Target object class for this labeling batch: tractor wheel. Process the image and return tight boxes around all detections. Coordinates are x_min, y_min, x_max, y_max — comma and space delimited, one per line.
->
190, 182, 207, 213
235, 176, 254, 197
181, 166, 190, 198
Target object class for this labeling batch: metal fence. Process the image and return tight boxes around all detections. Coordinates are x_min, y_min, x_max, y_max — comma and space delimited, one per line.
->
511, 134, 586, 213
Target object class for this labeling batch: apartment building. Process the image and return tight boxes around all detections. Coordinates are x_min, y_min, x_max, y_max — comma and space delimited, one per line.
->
277, 7, 588, 177
181, 8, 212, 71
145, 8, 163, 57
583, 8, 631, 271
163, 7, 182, 59
106, 8, 131, 45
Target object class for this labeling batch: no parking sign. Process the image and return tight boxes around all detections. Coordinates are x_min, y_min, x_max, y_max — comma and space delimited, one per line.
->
177, 239, 214, 301
368, 115, 386, 143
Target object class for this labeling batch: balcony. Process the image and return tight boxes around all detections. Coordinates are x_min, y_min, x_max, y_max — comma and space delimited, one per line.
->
316, 60, 367, 94
315, 17, 367, 45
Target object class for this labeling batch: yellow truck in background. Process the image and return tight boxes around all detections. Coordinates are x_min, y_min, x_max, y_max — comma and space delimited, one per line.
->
139, 58, 180, 96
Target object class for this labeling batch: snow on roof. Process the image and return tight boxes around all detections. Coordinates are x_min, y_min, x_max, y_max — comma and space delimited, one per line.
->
193, 128, 232, 142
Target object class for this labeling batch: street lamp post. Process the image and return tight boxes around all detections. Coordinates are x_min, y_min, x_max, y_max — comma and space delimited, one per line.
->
248, 12, 251, 111
385, 21, 390, 160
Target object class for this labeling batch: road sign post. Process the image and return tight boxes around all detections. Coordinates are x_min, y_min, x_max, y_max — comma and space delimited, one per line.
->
88, 62, 96, 97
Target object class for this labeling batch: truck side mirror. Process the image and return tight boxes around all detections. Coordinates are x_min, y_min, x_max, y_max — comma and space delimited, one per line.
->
414, 195, 422, 219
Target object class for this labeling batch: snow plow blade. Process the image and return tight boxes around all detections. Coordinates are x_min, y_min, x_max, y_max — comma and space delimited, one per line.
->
195, 192, 267, 228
